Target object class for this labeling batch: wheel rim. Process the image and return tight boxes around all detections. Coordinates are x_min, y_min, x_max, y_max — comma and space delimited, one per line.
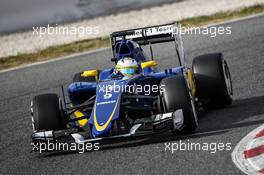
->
222, 60, 233, 97
30, 100, 36, 132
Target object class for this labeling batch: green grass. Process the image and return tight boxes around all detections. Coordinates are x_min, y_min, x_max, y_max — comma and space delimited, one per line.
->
0, 4, 263, 70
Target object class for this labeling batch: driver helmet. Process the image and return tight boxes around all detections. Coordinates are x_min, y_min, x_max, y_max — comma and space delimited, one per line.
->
115, 57, 138, 76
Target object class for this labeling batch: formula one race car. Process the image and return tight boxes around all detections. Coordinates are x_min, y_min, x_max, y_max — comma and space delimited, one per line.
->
30, 23, 233, 147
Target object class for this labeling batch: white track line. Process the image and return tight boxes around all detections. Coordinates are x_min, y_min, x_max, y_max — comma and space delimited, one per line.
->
232, 124, 264, 175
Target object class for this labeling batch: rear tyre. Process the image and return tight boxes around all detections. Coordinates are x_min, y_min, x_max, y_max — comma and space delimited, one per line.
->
31, 93, 66, 131
192, 53, 233, 109
160, 75, 198, 134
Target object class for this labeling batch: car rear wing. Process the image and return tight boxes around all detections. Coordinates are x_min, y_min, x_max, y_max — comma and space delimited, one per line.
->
110, 22, 185, 66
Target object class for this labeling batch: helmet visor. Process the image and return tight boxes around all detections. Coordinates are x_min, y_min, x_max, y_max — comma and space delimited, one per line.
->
119, 68, 136, 76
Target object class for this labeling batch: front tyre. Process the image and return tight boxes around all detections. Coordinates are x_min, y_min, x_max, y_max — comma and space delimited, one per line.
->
31, 93, 66, 131
160, 75, 198, 134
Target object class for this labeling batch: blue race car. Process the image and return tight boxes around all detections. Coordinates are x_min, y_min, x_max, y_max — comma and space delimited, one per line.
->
30, 23, 233, 147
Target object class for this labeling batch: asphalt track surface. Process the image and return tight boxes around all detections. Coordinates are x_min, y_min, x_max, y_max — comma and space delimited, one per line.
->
0, 0, 181, 34
0, 15, 264, 175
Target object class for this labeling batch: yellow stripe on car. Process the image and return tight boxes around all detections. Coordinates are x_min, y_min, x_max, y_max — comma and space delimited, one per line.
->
81, 69, 99, 81
187, 69, 196, 96
141, 61, 158, 69
74, 110, 88, 126
115, 65, 138, 69
94, 96, 120, 131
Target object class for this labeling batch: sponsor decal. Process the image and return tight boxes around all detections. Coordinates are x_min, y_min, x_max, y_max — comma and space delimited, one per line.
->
96, 100, 116, 106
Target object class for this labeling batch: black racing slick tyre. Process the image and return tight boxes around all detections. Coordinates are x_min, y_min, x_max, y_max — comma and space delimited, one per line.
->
160, 75, 198, 133
192, 53, 233, 109
31, 94, 66, 131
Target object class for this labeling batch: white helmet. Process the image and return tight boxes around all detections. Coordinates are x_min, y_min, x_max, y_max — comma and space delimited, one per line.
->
115, 57, 138, 76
